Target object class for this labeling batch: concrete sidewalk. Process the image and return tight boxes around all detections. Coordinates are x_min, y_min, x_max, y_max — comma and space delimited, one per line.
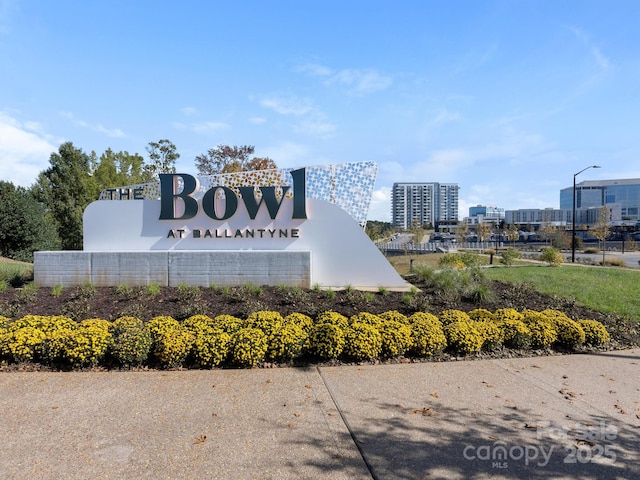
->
1, 350, 638, 480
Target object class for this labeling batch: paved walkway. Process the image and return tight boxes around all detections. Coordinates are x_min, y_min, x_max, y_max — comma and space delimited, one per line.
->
1, 349, 639, 480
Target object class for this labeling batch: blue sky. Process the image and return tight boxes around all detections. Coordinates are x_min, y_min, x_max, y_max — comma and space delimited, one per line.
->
1, 0, 639, 221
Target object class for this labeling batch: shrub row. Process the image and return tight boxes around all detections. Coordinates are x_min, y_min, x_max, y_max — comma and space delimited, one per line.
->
0, 309, 610, 369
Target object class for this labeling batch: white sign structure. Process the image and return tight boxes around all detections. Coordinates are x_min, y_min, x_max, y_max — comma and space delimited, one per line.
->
35, 162, 411, 290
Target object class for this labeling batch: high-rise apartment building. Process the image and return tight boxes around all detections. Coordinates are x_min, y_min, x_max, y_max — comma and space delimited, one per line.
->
391, 182, 459, 229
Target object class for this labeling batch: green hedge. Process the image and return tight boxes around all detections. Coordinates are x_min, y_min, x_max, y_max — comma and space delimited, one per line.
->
0, 308, 611, 370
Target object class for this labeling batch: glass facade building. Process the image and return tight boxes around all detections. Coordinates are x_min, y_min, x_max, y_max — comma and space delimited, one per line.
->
468, 205, 505, 224
560, 178, 640, 222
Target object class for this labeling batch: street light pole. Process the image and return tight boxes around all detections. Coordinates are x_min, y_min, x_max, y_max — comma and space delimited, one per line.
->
572, 165, 601, 263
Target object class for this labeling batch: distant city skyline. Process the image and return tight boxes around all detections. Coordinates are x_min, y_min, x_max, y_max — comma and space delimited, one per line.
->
2, 1, 639, 221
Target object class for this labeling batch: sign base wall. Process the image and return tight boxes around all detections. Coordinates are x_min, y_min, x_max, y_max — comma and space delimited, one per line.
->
34, 251, 311, 288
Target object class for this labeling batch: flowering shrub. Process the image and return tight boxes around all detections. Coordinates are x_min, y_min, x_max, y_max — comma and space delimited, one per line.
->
408, 312, 440, 324
192, 329, 231, 367
377, 320, 412, 357
468, 309, 496, 322
245, 311, 283, 339
408, 312, 447, 356
0, 315, 9, 332
378, 310, 409, 324
522, 310, 557, 349
73, 323, 112, 366
0, 306, 612, 369
61, 325, 112, 367
183, 315, 217, 335
578, 319, 611, 346
343, 322, 382, 360
40, 327, 74, 364
554, 319, 586, 349
154, 326, 194, 368
539, 309, 585, 348
11, 315, 76, 334
497, 319, 531, 349
146, 316, 181, 345
109, 316, 152, 367
36, 318, 112, 367
494, 308, 524, 323
443, 321, 483, 355
438, 309, 471, 326
309, 323, 345, 359
80, 318, 112, 332
0, 326, 47, 362
283, 313, 314, 333
315, 311, 349, 329
539, 309, 571, 322
349, 312, 382, 327
229, 327, 268, 367
267, 322, 307, 361
474, 320, 503, 351
212, 314, 244, 334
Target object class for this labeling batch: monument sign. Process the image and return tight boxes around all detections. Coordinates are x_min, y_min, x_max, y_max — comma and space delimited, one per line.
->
34, 162, 410, 290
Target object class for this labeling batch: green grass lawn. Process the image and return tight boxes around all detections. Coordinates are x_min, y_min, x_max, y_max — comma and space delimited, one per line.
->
485, 265, 640, 320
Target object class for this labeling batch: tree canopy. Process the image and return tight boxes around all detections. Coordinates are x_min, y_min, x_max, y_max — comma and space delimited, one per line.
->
35, 142, 96, 250
195, 145, 277, 175
91, 148, 151, 189
144, 139, 179, 179
0, 181, 60, 261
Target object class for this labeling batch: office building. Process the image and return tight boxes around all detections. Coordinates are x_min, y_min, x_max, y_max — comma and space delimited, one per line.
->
467, 205, 505, 225
560, 178, 640, 222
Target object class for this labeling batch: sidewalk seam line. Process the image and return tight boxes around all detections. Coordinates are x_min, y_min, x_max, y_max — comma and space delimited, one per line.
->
316, 366, 378, 480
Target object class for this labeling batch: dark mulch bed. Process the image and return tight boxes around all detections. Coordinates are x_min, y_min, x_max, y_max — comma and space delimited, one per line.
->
1, 278, 638, 353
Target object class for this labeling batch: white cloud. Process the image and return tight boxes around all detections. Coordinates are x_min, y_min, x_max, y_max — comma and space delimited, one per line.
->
292, 119, 336, 138
295, 62, 334, 77
172, 121, 229, 134
249, 116, 266, 125
0, 112, 56, 187
324, 68, 392, 95
569, 26, 610, 72
367, 186, 391, 221
181, 106, 198, 117
261, 141, 310, 168
430, 109, 461, 127
60, 111, 125, 138
260, 96, 315, 116
295, 62, 392, 96
259, 95, 336, 138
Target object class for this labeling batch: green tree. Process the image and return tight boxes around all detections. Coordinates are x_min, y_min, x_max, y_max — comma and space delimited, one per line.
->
476, 222, 492, 242
591, 205, 611, 265
456, 221, 469, 243
195, 145, 277, 175
365, 220, 394, 241
144, 139, 179, 179
91, 148, 149, 189
36, 142, 96, 250
540, 221, 555, 246
409, 219, 425, 244
0, 181, 60, 261
505, 224, 519, 246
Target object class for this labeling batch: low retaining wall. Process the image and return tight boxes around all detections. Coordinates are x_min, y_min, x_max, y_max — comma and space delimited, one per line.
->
34, 251, 311, 288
